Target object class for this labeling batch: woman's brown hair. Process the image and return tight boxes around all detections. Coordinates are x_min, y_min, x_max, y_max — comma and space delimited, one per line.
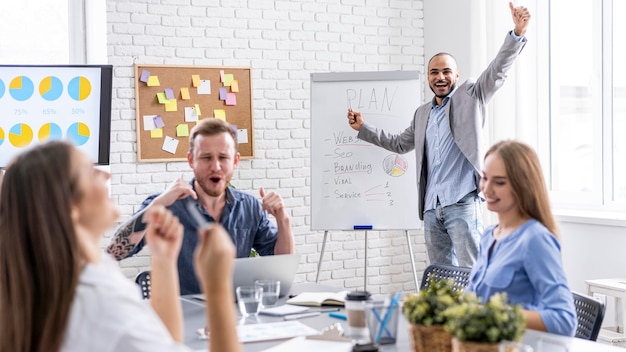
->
485, 140, 560, 240
0, 141, 82, 351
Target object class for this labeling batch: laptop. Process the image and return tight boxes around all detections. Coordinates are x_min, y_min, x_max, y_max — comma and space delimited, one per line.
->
232, 253, 300, 298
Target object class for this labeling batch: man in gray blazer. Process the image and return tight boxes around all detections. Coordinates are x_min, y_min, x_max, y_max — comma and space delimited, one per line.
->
347, 2, 531, 267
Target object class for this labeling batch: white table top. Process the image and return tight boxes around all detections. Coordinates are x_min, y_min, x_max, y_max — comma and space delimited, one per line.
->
182, 283, 625, 352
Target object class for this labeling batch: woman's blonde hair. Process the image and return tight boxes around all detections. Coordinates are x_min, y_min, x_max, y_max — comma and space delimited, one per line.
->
485, 140, 559, 240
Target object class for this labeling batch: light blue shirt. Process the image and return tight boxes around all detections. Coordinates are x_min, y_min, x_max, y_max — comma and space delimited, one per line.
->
466, 219, 577, 336
424, 92, 477, 211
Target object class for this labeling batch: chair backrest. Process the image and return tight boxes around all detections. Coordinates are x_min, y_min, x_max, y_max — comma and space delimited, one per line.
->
419, 264, 472, 292
135, 270, 151, 300
572, 291, 605, 341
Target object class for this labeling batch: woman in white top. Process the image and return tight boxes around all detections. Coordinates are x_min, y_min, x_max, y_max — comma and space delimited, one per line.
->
0, 141, 240, 352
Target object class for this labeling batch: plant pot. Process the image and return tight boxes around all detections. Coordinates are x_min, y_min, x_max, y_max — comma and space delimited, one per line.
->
409, 324, 452, 352
452, 337, 524, 352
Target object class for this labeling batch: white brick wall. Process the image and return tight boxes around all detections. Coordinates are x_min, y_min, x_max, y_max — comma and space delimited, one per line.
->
106, 0, 427, 294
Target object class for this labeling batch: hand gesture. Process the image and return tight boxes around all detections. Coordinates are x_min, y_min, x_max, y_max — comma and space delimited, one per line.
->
260, 187, 288, 221
194, 225, 236, 294
347, 108, 364, 131
144, 205, 184, 264
151, 178, 197, 208
509, 2, 531, 37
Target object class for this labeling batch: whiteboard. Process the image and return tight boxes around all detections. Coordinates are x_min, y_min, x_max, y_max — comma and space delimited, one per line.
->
310, 71, 422, 231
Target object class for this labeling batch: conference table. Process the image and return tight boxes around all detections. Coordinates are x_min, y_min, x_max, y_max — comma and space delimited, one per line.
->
182, 283, 624, 351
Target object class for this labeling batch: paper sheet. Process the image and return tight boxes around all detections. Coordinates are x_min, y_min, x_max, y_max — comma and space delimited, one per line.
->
260, 336, 352, 352
237, 321, 319, 343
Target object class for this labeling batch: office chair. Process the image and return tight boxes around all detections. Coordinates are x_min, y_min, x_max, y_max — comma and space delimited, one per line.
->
572, 291, 605, 341
419, 263, 472, 292
135, 270, 151, 300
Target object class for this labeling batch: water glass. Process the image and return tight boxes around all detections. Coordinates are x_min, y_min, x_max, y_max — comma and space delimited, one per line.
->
236, 286, 263, 316
255, 279, 280, 308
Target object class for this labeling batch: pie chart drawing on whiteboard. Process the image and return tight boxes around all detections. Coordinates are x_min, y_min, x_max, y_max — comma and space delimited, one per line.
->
38, 123, 63, 142
68, 76, 91, 101
9, 76, 34, 101
382, 154, 408, 177
39, 76, 64, 101
9, 123, 33, 147
0, 79, 5, 99
0, 127, 4, 146
67, 122, 90, 146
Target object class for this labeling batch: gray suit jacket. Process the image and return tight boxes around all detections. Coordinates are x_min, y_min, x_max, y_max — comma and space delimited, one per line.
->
358, 33, 526, 220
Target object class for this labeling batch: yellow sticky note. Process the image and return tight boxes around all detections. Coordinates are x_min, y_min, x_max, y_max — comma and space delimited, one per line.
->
176, 124, 190, 137
165, 98, 178, 112
156, 92, 168, 104
195, 103, 202, 116
192, 75, 200, 87
147, 76, 160, 86
223, 74, 234, 87
231, 80, 239, 92
214, 109, 226, 121
180, 87, 190, 100
150, 128, 163, 138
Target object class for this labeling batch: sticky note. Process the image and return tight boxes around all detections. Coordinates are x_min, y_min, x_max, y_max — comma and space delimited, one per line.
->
219, 87, 227, 100
153, 115, 165, 128
180, 87, 190, 100
223, 74, 234, 86
195, 104, 202, 116
238, 128, 249, 144
156, 92, 168, 104
176, 124, 190, 137
214, 109, 226, 121
162, 136, 179, 154
143, 115, 158, 130
225, 92, 237, 106
165, 99, 178, 112
198, 79, 211, 94
150, 128, 163, 138
140, 69, 150, 83
164, 88, 175, 100
147, 75, 160, 86
185, 107, 198, 122
231, 80, 239, 92
220, 70, 225, 82
192, 75, 200, 87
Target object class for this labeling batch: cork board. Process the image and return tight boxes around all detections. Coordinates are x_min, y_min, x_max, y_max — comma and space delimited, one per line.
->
134, 64, 254, 161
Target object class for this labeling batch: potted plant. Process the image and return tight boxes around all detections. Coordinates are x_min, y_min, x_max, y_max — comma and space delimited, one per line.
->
403, 276, 463, 352
443, 292, 526, 352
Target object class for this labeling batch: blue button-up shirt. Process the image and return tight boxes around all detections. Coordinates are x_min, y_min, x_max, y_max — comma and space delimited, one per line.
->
424, 91, 477, 211
466, 219, 577, 336
129, 180, 278, 295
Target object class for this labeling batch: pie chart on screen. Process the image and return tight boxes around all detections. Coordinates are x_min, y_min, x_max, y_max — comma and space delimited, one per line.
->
382, 154, 408, 177
38, 123, 63, 142
9, 76, 34, 101
0, 127, 4, 146
0, 79, 5, 99
9, 123, 33, 147
68, 76, 91, 101
39, 76, 64, 101
66, 122, 90, 146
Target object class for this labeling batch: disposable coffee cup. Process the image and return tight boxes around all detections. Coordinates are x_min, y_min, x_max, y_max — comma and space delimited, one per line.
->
344, 291, 371, 340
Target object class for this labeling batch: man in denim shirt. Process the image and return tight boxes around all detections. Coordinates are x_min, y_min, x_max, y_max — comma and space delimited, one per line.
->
108, 118, 295, 295
347, 3, 530, 267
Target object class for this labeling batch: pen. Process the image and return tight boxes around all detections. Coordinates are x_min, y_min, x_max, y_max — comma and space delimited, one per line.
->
329, 312, 347, 320
284, 312, 321, 320
310, 307, 340, 313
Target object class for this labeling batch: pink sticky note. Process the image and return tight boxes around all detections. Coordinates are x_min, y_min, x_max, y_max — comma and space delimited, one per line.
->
225, 92, 237, 106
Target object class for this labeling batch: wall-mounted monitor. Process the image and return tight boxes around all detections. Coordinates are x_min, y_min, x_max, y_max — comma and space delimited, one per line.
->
0, 64, 113, 167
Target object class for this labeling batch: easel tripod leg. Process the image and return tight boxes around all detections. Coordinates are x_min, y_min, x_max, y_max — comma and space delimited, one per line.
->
406, 230, 419, 291
315, 230, 329, 283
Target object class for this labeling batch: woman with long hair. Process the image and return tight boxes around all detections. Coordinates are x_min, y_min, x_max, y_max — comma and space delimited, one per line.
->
466, 140, 577, 336
0, 141, 240, 351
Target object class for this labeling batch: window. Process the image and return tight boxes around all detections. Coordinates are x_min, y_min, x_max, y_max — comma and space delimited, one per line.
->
547, 0, 626, 212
